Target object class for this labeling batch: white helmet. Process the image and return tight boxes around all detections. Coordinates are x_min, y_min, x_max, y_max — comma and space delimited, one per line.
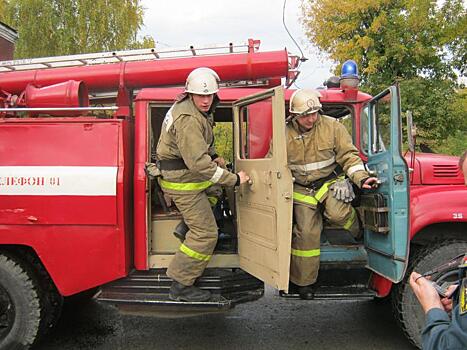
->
184, 67, 220, 95
289, 89, 322, 116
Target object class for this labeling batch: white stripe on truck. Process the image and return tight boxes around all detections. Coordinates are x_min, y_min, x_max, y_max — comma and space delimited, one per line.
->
0, 166, 117, 196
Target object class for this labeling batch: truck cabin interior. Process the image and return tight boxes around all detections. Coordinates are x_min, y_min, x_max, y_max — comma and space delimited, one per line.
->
147, 95, 366, 262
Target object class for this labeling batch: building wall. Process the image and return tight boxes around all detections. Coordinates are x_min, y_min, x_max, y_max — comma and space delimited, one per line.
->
0, 22, 18, 61
0, 38, 15, 60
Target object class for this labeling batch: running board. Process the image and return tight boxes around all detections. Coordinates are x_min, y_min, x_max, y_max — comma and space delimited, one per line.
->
279, 285, 377, 300
96, 268, 263, 315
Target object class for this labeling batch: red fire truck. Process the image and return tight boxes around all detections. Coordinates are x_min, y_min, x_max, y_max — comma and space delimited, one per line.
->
0, 39, 465, 349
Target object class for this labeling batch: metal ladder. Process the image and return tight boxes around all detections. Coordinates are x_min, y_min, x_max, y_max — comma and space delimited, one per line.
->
0, 39, 262, 72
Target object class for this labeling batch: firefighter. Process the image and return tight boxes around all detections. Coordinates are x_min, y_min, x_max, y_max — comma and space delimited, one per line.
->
284, 89, 378, 299
153, 67, 249, 302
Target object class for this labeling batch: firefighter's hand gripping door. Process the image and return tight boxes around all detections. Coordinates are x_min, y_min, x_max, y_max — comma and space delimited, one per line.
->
233, 87, 293, 291
361, 85, 410, 283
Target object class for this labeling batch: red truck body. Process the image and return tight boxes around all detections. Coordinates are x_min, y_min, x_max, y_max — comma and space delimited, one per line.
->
0, 117, 133, 295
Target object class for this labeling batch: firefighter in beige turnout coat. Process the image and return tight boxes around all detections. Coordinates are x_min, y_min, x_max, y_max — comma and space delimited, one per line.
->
286, 89, 378, 299
154, 68, 249, 302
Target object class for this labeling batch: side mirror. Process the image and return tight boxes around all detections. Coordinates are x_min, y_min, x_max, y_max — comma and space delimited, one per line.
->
406, 111, 417, 152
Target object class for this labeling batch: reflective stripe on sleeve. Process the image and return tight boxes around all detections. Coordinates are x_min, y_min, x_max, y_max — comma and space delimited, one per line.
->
347, 164, 366, 176
288, 156, 336, 172
208, 196, 218, 206
291, 248, 320, 257
209, 166, 224, 184
180, 244, 211, 261
159, 178, 212, 191
344, 207, 357, 230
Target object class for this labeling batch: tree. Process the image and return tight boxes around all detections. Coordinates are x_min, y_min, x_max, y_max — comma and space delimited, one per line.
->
0, 0, 154, 59
300, 0, 466, 152
214, 123, 234, 163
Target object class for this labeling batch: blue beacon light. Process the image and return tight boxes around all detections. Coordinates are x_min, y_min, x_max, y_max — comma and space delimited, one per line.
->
340, 60, 360, 88
341, 60, 359, 78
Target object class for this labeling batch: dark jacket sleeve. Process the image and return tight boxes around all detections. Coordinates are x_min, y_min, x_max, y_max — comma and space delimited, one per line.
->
422, 306, 467, 350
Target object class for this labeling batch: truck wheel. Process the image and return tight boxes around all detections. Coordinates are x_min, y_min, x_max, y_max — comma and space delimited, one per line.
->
0, 254, 41, 350
391, 240, 467, 349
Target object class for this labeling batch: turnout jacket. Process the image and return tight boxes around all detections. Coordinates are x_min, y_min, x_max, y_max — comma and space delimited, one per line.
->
286, 115, 369, 187
156, 96, 237, 193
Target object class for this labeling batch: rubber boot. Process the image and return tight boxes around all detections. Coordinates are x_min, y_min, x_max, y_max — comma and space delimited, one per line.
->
298, 285, 316, 300
173, 220, 189, 242
169, 281, 211, 302
279, 281, 299, 297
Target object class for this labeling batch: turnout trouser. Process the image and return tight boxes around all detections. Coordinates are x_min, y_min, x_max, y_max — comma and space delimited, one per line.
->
166, 190, 218, 286
290, 183, 359, 286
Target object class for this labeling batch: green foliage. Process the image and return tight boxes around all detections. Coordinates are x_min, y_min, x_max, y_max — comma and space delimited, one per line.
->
433, 130, 467, 156
429, 88, 467, 155
0, 0, 154, 58
301, 0, 464, 84
398, 78, 465, 142
214, 123, 233, 163
301, 0, 466, 153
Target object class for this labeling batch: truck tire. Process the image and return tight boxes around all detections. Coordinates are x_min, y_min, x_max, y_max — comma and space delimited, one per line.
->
391, 240, 467, 349
0, 254, 41, 350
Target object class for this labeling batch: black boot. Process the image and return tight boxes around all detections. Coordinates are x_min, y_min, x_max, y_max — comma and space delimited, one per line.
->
279, 281, 299, 296
169, 281, 211, 302
173, 220, 189, 242
298, 285, 315, 300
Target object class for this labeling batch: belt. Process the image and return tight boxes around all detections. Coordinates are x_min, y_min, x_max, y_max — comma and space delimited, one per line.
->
156, 158, 188, 171
296, 165, 343, 190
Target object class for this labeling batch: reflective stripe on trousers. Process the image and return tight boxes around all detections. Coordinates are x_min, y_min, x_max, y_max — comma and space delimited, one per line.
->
180, 243, 212, 262
343, 207, 357, 230
291, 248, 320, 258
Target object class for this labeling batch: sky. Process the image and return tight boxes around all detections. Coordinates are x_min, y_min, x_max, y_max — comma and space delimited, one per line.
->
139, 0, 334, 89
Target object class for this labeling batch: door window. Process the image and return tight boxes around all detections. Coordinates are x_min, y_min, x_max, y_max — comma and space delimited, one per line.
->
239, 98, 273, 159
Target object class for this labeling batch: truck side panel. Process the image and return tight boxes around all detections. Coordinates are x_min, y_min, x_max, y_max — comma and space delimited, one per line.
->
0, 118, 132, 295
410, 185, 467, 238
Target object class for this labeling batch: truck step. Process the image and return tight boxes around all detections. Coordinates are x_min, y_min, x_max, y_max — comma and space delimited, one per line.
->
96, 268, 263, 315
279, 285, 377, 300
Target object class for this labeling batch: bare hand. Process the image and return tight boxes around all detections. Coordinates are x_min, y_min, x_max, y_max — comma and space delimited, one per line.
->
409, 272, 443, 313
237, 170, 250, 184
213, 157, 226, 167
440, 284, 459, 313
362, 177, 379, 189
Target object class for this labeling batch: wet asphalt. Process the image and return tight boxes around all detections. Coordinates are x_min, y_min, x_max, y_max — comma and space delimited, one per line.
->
36, 287, 417, 350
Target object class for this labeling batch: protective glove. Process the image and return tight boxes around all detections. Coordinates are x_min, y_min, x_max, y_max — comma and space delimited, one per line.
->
330, 178, 355, 203
145, 162, 160, 179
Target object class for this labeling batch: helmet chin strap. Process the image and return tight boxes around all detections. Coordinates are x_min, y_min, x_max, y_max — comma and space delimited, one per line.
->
286, 109, 322, 123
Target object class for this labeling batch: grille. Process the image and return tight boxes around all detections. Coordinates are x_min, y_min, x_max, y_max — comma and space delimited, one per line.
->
433, 164, 459, 178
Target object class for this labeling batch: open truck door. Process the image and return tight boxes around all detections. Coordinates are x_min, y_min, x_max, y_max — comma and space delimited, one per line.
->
232, 86, 294, 291
360, 85, 409, 283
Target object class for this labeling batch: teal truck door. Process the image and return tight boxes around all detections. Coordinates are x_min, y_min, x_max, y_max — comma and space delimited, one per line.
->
360, 85, 409, 283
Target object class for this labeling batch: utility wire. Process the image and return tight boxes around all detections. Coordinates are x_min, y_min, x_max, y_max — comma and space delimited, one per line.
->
282, 0, 307, 64
282, 0, 308, 88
